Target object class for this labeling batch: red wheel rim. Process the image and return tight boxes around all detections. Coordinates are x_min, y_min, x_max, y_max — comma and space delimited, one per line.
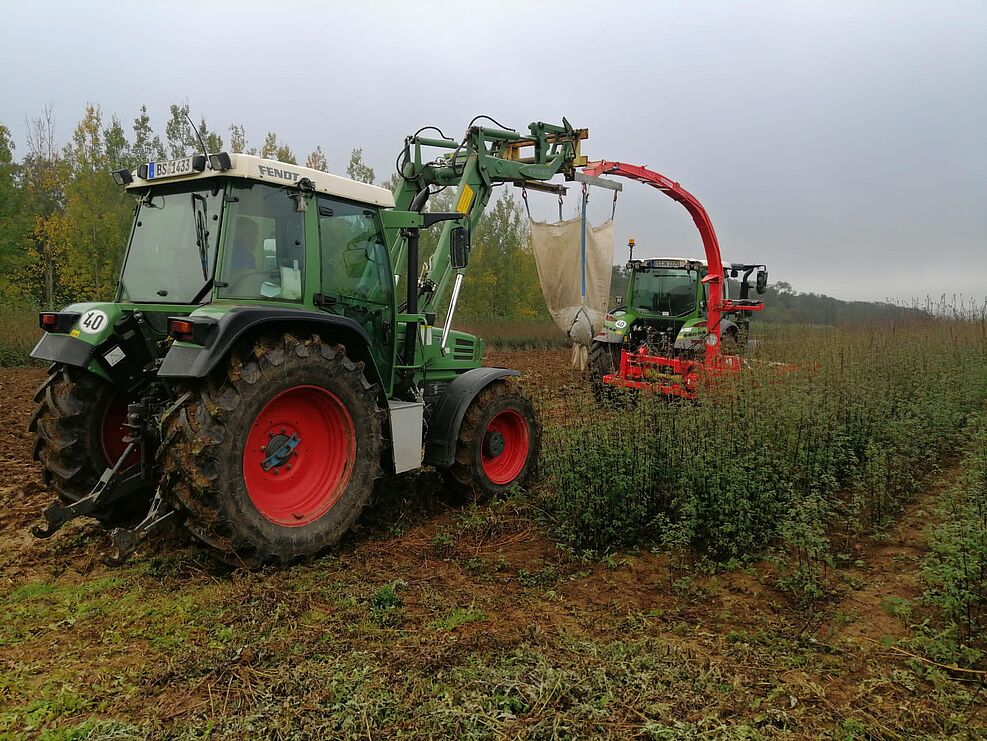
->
481, 409, 530, 485
242, 385, 356, 527
101, 396, 138, 468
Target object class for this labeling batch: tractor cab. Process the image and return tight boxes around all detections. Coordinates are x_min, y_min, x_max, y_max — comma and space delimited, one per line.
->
603, 256, 723, 357
117, 153, 394, 308
57, 153, 400, 389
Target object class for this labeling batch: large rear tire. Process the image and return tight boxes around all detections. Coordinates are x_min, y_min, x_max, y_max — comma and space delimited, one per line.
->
160, 334, 382, 567
29, 365, 151, 525
443, 379, 540, 500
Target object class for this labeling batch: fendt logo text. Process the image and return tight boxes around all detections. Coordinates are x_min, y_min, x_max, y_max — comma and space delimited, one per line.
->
257, 165, 303, 182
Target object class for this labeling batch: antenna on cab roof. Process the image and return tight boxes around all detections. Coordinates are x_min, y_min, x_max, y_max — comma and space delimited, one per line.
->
185, 111, 209, 159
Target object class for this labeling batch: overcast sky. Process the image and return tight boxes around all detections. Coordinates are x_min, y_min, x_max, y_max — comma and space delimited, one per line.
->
2, 1, 984, 302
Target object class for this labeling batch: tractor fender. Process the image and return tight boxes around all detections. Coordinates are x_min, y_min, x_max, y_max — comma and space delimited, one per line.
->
29, 302, 133, 378
423, 367, 520, 468
594, 332, 624, 345
30, 333, 95, 369
158, 307, 381, 386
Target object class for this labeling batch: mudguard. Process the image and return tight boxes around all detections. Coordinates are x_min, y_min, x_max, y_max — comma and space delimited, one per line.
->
30, 333, 94, 369
593, 332, 624, 345
423, 367, 520, 468
158, 306, 378, 383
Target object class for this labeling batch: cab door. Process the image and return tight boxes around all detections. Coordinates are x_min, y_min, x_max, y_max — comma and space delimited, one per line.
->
316, 197, 396, 387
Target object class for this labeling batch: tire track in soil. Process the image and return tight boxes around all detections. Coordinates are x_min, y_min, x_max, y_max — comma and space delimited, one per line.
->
816, 479, 943, 648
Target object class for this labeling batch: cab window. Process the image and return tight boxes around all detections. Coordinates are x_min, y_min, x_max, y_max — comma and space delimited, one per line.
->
218, 182, 305, 301
317, 198, 391, 307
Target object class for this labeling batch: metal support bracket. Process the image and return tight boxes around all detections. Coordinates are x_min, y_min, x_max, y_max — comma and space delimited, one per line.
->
512, 179, 569, 196
573, 171, 623, 191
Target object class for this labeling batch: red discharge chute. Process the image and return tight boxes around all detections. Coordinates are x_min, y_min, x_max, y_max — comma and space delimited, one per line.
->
581, 160, 764, 396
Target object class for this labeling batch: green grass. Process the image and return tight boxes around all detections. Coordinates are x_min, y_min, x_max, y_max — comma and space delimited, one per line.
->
430, 605, 486, 630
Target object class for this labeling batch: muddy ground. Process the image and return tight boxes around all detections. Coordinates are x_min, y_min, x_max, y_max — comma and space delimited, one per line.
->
0, 351, 983, 739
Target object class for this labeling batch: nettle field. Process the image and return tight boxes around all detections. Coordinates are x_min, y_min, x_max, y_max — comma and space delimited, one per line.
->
1, 315, 986, 740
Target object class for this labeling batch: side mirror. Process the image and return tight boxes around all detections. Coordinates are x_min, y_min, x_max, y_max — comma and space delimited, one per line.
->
450, 226, 470, 270
756, 269, 768, 294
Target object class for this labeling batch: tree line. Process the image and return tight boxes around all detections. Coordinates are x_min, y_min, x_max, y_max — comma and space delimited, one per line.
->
0, 101, 912, 327
0, 102, 546, 321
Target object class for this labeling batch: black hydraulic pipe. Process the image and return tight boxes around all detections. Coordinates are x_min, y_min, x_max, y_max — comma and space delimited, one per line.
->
403, 228, 420, 366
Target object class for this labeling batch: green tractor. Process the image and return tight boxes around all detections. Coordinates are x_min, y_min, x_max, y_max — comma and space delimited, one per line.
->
588, 242, 767, 399
29, 117, 588, 566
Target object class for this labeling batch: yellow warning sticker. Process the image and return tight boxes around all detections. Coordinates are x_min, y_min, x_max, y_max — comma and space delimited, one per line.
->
456, 184, 474, 214
70, 329, 81, 337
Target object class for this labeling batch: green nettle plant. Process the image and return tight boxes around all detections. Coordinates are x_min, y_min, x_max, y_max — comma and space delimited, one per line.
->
537, 315, 987, 596
921, 413, 987, 660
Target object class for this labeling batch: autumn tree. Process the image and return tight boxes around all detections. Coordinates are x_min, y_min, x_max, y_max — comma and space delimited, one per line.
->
131, 105, 165, 165
61, 104, 134, 300
19, 106, 71, 308
164, 103, 197, 158
346, 148, 375, 184
197, 117, 223, 153
458, 193, 546, 320
0, 124, 29, 303
260, 132, 296, 163
305, 145, 328, 172
229, 124, 250, 154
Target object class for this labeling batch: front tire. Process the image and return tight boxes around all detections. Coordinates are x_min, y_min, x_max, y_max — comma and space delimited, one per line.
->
160, 334, 382, 567
29, 365, 151, 525
443, 379, 540, 500
588, 341, 621, 403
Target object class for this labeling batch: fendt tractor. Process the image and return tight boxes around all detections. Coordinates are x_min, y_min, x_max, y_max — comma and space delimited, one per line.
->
581, 162, 768, 400
29, 117, 588, 566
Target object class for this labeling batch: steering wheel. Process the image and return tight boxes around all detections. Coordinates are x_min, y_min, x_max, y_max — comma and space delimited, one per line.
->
228, 270, 274, 297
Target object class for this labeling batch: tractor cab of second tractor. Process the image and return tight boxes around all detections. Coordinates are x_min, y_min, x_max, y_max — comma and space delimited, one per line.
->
589, 239, 768, 400
603, 244, 768, 355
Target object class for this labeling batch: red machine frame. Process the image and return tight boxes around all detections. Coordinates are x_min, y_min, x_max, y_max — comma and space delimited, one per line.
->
581, 160, 763, 398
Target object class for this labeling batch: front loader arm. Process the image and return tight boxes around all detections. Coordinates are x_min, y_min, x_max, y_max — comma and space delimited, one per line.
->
389, 119, 587, 317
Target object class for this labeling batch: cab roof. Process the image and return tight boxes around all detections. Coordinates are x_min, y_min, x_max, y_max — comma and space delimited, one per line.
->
629, 257, 745, 269
125, 153, 395, 208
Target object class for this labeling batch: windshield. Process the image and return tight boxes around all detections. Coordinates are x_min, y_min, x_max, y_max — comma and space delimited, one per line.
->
119, 185, 222, 303
632, 268, 698, 316
217, 182, 306, 302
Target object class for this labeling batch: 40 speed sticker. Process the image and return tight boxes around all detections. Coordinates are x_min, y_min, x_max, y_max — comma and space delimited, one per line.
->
78, 309, 109, 334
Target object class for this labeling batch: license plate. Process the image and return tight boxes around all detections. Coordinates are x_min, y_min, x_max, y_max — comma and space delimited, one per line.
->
147, 157, 195, 179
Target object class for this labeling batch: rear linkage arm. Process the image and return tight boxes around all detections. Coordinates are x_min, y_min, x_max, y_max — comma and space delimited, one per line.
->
32, 397, 157, 539
32, 391, 181, 565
